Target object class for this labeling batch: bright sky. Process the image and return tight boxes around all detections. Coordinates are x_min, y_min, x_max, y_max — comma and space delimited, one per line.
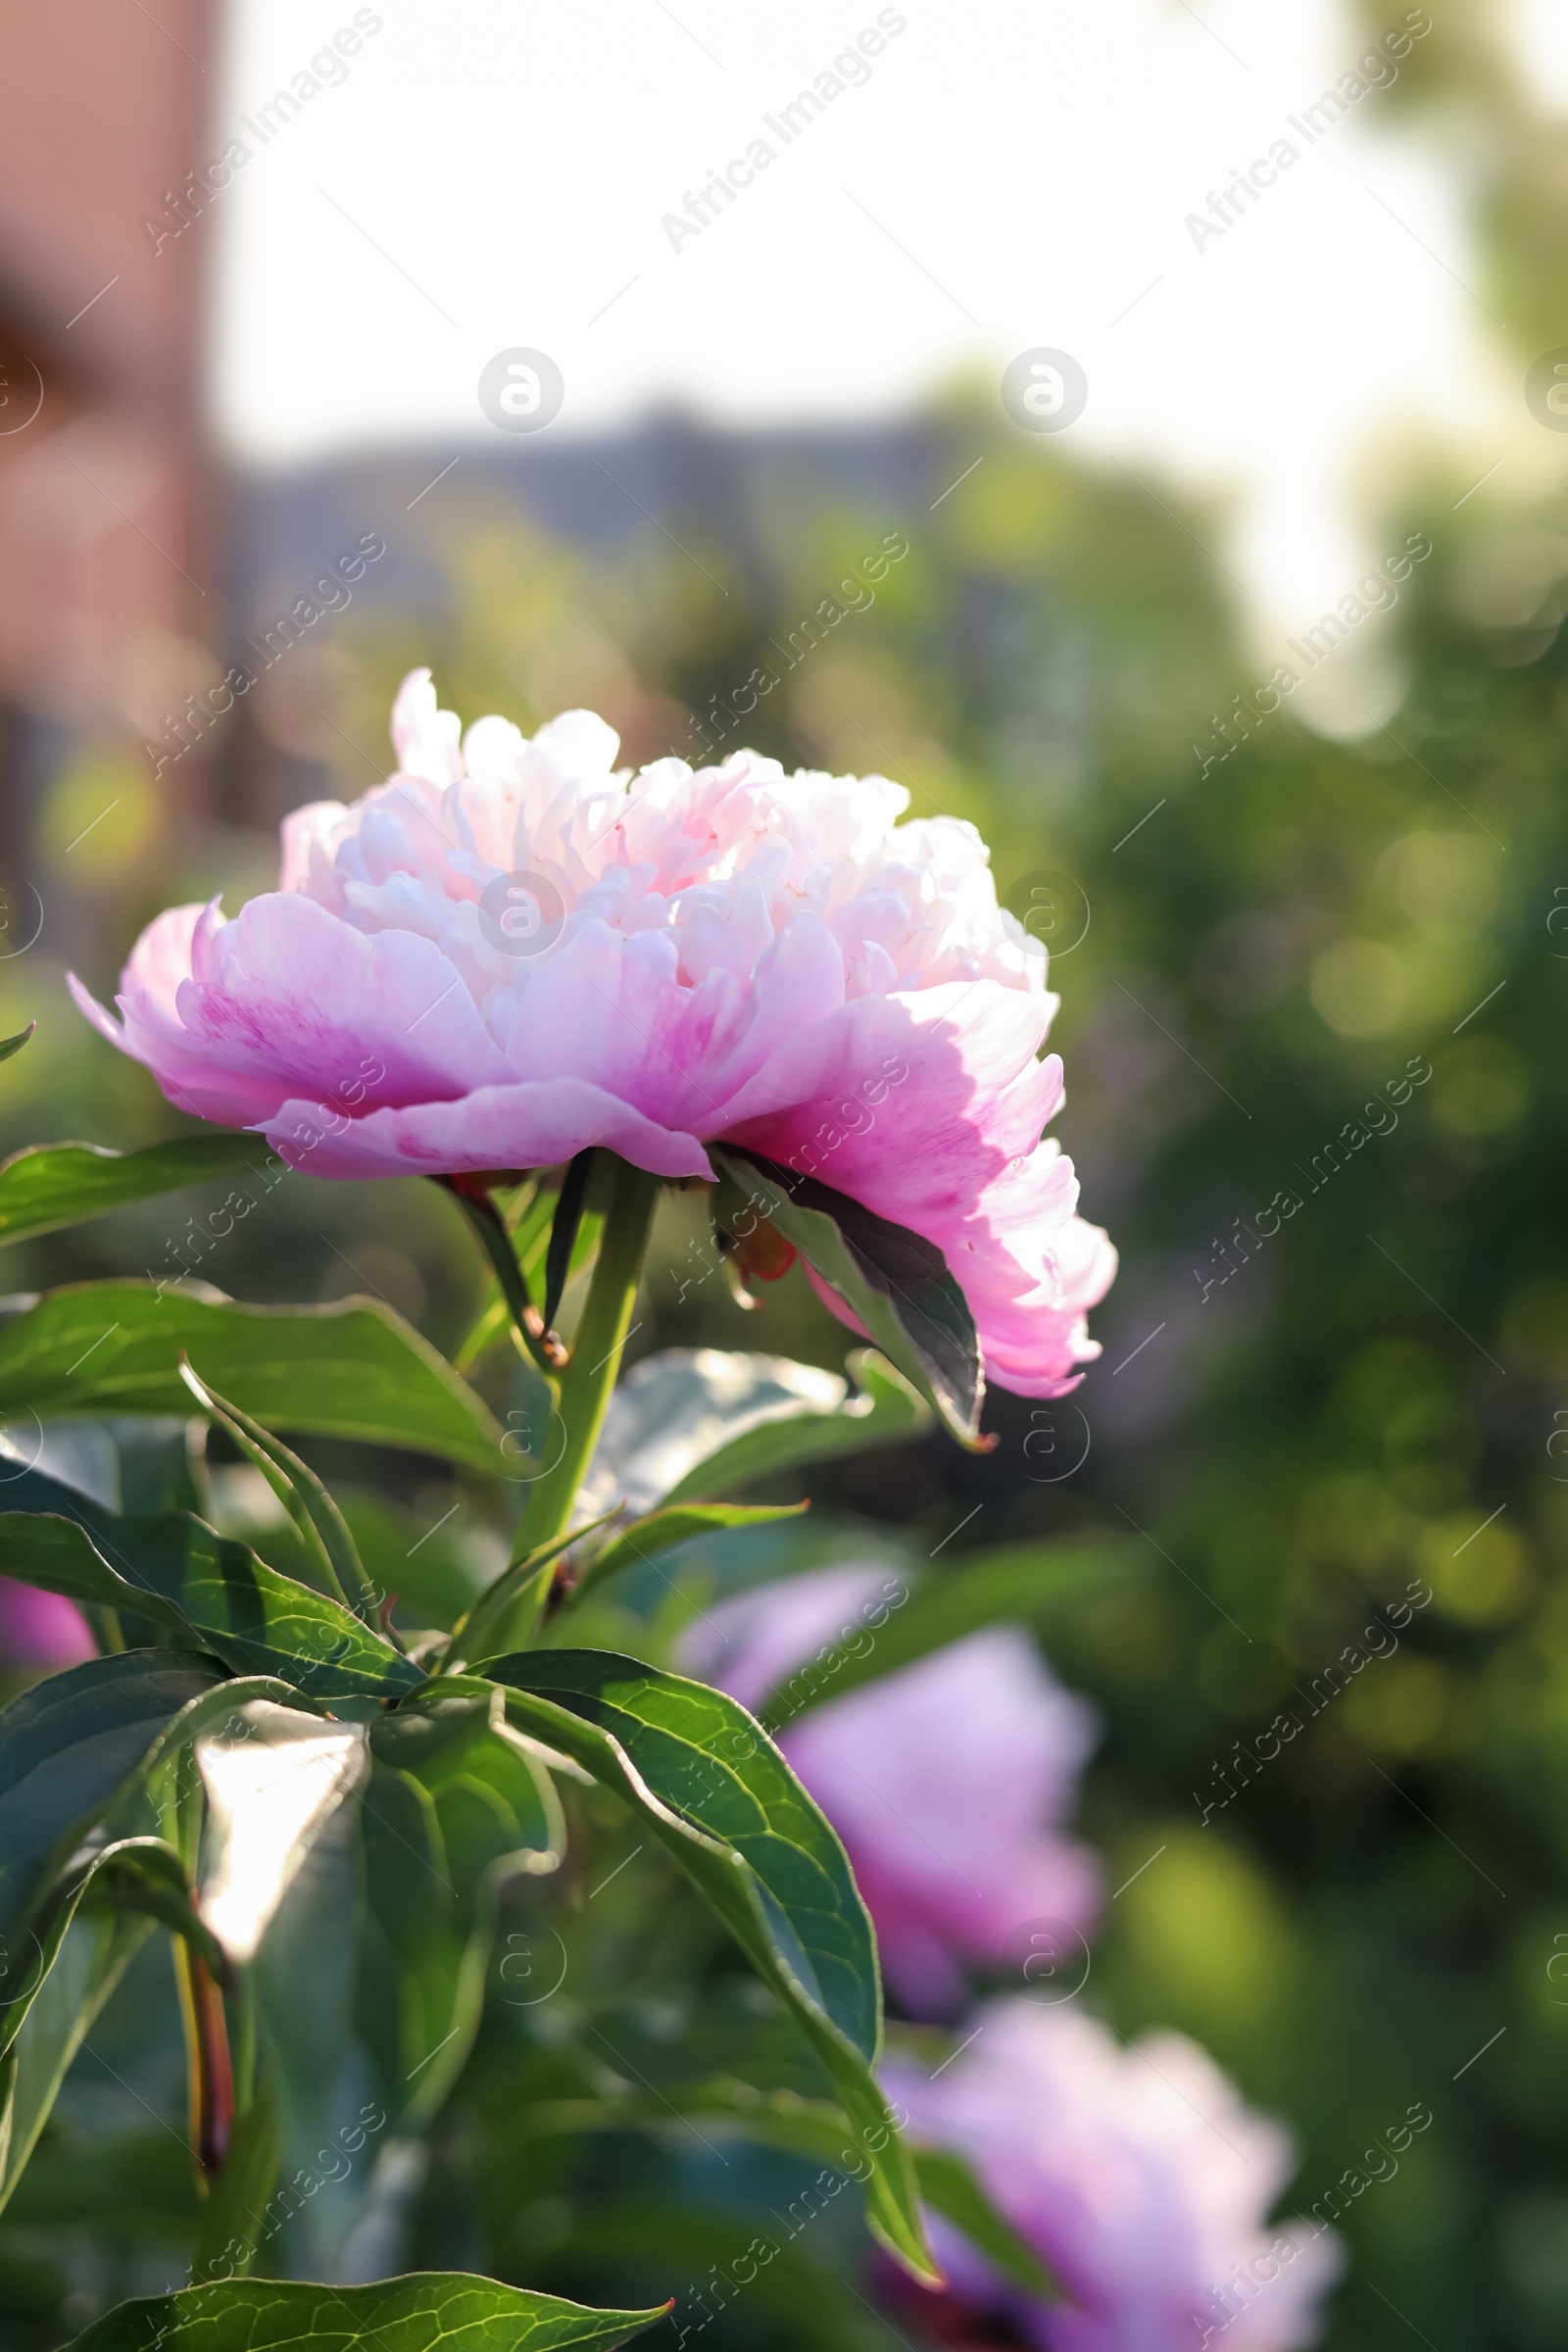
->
213, 0, 1562, 673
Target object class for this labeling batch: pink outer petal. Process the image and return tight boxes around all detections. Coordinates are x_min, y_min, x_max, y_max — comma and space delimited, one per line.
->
721, 981, 1114, 1398
259, 1080, 713, 1182
75, 893, 514, 1131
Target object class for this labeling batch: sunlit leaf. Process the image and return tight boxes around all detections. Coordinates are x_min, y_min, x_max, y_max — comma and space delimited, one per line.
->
0, 1652, 273, 1950
0, 1134, 271, 1250
196, 1699, 369, 1965
582, 1347, 928, 1519
61, 2277, 671, 2352
0, 1283, 508, 1471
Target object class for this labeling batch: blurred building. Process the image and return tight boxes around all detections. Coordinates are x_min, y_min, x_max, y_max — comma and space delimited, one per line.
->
0, 0, 217, 923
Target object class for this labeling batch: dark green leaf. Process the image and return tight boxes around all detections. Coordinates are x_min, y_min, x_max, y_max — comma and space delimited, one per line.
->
362, 1690, 564, 2128
370, 1686, 564, 1881
0, 1283, 507, 1471
544, 1150, 597, 1331
178, 1359, 379, 1624
0, 1651, 248, 1950
0, 1467, 422, 1698
913, 2145, 1060, 2299
188, 2071, 282, 2282
0, 1022, 35, 1067
573, 1500, 808, 1601
60, 2274, 671, 2352
712, 1148, 984, 1446
755, 1537, 1142, 1727
533, 2199, 875, 2352
0, 1133, 271, 1250
0, 1904, 152, 2213
440, 1183, 557, 1378
356, 1766, 480, 2130
0, 1837, 198, 2063
3, 2127, 199, 2233
481, 1651, 936, 2282
520, 2072, 1049, 2290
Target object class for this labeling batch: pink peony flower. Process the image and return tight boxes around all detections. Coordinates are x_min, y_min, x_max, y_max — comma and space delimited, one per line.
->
0, 1576, 96, 1672
71, 672, 1113, 1397
678, 1564, 1102, 2016
884, 2000, 1342, 2352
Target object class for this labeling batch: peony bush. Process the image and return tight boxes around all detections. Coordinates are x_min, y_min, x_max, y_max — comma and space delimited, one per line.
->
0, 678, 1332, 2352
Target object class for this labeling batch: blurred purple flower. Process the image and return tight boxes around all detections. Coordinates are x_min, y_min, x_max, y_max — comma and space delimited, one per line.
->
0, 1576, 95, 1672
679, 1563, 1102, 2017
884, 1999, 1342, 2352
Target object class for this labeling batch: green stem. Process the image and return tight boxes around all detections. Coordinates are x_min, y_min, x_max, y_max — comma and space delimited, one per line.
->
484, 1156, 659, 1648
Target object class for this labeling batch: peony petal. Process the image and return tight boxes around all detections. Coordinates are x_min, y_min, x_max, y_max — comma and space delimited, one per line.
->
260, 1078, 713, 1183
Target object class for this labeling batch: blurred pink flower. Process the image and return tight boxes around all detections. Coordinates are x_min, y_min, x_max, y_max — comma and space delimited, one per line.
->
72, 672, 1113, 1396
679, 1564, 1102, 2016
0, 1576, 95, 1672
884, 1999, 1342, 2352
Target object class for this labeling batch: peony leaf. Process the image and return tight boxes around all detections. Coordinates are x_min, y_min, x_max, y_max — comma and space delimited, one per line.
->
0, 1466, 423, 1699
178, 1358, 381, 1623
543, 1148, 598, 1331
370, 1686, 564, 1881
195, 1699, 369, 1967
518, 2077, 1055, 2295
0, 1133, 272, 1250
0, 1903, 153, 2215
753, 1535, 1142, 1728
0, 1653, 304, 1952
0, 1282, 510, 1472
711, 1149, 984, 1446
59, 2276, 671, 2352
0, 1837, 201, 2065
0, 1021, 35, 1066
582, 1347, 928, 1518
478, 1650, 938, 2283
571, 1500, 808, 1602
360, 1690, 563, 2129
661, 1349, 929, 1501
